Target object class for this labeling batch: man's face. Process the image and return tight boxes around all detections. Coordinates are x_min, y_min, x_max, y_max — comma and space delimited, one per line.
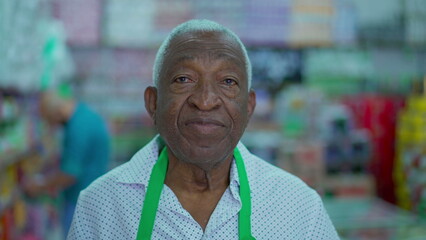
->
39, 100, 57, 126
146, 31, 256, 170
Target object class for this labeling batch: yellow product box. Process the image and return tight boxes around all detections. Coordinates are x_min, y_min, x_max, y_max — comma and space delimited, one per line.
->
0, 166, 16, 200
411, 115, 426, 129
396, 129, 412, 145
412, 132, 426, 144
407, 96, 426, 113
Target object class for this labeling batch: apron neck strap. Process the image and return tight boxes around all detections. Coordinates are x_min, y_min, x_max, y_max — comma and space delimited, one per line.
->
136, 147, 255, 240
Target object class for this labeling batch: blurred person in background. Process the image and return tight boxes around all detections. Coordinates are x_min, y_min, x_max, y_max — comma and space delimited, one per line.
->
23, 85, 111, 236
68, 19, 338, 239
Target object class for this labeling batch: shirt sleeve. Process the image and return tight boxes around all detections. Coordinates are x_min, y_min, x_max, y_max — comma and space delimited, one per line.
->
306, 193, 340, 240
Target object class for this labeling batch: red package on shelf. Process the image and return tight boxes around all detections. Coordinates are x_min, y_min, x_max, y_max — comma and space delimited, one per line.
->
341, 94, 405, 204
0, 208, 13, 240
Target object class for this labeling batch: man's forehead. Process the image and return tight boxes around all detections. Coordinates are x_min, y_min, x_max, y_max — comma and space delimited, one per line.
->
166, 31, 245, 64
171, 31, 240, 52
168, 51, 244, 66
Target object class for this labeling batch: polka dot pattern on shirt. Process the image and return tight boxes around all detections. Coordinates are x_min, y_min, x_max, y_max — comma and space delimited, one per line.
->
68, 136, 339, 240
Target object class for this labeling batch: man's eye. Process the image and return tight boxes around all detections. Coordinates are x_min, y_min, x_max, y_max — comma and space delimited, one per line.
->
223, 78, 237, 86
174, 76, 191, 83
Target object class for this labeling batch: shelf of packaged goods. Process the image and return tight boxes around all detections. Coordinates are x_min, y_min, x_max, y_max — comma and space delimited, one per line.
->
324, 196, 426, 239
0, 149, 36, 171
323, 197, 422, 230
0, 149, 38, 217
0, 188, 21, 216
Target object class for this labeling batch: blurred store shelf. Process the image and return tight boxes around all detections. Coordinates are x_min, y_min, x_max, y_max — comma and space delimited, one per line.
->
324, 197, 426, 240
0, 149, 37, 171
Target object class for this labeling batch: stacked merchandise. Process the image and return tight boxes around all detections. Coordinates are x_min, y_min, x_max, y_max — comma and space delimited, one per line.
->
395, 83, 426, 217
52, 0, 101, 46
272, 85, 374, 197
327, 84, 426, 239
304, 47, 414, 202
249, 49, 302, 98
342, 94, 405, 204
0, 95, 26, 155
405, 0, 426, 47
194, 0, 245, 39
305, 49, 372, 97
104, 0, 162, 47
318, 102, 374, 198
333, 0, 356, 45
0, 91, 62, 240
241, 0, 290, 45
0, 0, 74, 91
352, 0, 403, 44
324, 196, 426, 239
1, 0, 75, 238
305, 48, 420, 102
0, 153, 63, 240
273, 86, 328, 193
103, 0, 227, 48
288, 0, 335, 47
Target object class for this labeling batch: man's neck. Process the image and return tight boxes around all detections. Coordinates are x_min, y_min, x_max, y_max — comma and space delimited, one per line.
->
164, 151, 233, 230
164, 153, 232, 193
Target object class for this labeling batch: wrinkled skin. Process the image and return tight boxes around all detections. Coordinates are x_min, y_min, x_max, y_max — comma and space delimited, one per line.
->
145, 31, 256, 171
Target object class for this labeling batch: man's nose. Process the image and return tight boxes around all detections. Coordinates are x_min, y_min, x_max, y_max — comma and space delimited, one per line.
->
187, 81, 221, 111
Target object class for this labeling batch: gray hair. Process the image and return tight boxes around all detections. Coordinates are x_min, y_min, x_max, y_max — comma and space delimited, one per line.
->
152, 19, 252, 90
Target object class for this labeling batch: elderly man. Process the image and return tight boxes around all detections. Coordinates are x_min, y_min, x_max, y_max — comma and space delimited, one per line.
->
68, 19, 339, 239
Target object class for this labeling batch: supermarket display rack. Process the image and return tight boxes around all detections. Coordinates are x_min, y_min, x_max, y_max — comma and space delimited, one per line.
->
324, 197, 426, 239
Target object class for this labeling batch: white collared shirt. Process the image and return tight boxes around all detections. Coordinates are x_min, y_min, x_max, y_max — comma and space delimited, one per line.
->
68, 136, 339, 239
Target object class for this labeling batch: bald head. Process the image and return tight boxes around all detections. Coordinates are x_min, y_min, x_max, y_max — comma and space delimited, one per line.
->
39, 91, 75, 125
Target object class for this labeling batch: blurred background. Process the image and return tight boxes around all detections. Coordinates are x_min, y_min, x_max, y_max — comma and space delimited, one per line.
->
1, 0, 426, 239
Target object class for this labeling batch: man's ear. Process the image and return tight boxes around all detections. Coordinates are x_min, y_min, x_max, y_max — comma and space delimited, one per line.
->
247, 89, 256, 119
144, 86, 158, 122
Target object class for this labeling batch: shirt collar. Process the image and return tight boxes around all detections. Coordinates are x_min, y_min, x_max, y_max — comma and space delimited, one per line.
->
228, 157, 241, 202
228, 141, 251, 202
116, 135, 247, 201
116, 135, 164, 186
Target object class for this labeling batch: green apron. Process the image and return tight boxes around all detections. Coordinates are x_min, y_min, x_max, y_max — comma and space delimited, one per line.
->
136, 147, 255, 240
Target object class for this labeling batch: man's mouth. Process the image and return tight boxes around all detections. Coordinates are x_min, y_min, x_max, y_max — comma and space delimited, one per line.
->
184, 118, 225, 134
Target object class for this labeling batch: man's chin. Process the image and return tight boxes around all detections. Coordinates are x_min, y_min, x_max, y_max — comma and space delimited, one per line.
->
184, 156, 231, 172
180, 145, 234, 171
164, 133, 237, 169
181, 130, 231, 147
